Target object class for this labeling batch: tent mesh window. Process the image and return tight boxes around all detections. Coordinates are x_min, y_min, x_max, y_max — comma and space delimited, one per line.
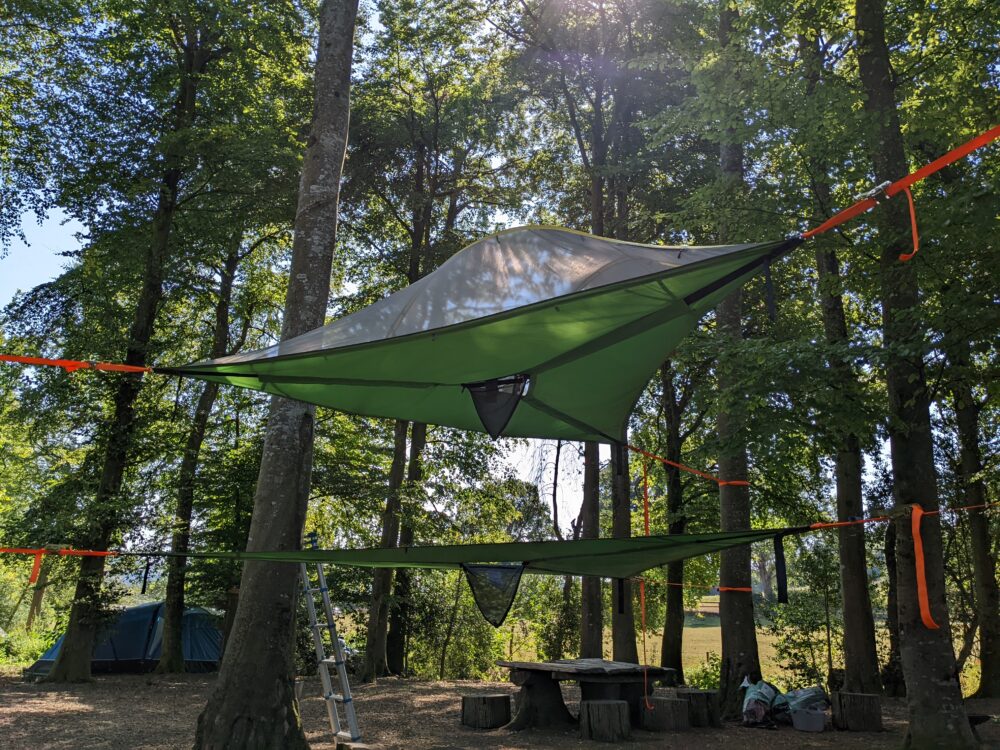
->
463, 375, 529, 438
461, 563, 525, 626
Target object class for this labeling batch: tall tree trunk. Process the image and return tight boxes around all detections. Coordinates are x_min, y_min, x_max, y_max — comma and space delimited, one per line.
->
386, 421, 427, 675
611, 442, 638, 662
716, 290, 761, 718
362, 419, 409, 682
47, 29, 214, 684
194, 2, 358, 746
949, 336, 1000, 698
715, 1, 760, 719
882, 521, 905, 695
158, 232, 242, 674
854, 1, 973, 744
659, 363, 686, 682
797, 27, 882, 695
580, 441, 603, 658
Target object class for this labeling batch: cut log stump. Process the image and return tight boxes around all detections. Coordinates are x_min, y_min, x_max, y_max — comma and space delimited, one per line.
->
640, 696, 690, 732
579, 700, 631, 742
831, 692, 882, 732
461, 694, 511, 729
673, 687, 721, 728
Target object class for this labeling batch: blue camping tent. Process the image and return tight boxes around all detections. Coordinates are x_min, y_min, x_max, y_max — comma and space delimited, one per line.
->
26, 602, 222, 678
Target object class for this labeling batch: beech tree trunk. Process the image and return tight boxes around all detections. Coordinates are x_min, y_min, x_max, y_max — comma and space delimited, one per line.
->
47, 26, 217, 684
854, 1, 974, 745
949, 336, 1000, 698
796, 28, 883, 695
715, 1, 761, 720
611, 442, 639, 663
580, 441, 603, 658
193, 2, 358, 746
386, 421, 427, 675
660, 365, 686, 682
158, 232, 242, 674
362, 419, 409, 682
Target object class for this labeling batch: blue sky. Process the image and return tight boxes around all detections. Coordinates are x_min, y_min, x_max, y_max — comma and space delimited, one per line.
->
1, 211, 83, 307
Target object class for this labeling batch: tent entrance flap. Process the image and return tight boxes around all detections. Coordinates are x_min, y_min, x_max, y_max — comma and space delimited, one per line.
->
461, 563, 525, 627
464, 375, 529, 438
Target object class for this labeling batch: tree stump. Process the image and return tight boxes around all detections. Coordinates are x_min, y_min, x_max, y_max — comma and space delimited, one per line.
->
831, 692, 882, 731
504, 669, 575, 731
640, 697, 690, 732
579, 700, 631, 742
674, 687, 721, 728
461, 694, 511, 729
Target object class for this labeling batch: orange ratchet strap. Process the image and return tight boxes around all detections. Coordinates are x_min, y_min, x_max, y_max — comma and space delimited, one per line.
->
0, 354, 151, 374
802, 123, 1000, 260
628, 444, 749, 487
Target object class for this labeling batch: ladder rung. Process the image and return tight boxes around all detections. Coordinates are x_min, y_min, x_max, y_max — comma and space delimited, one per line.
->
321, 658, 346, 667
336, 731, 361, 742
304, 586, 329, 594
323, 692, 351, 704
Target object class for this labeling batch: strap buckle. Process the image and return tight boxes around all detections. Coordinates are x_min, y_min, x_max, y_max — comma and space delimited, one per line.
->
854, 180, 892, 203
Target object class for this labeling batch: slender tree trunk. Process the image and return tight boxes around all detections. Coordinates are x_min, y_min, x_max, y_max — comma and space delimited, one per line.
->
25, 565, 47, 631
580, 441, 603, 658
660, 363, 686, 682
715, 1, 761, 719
716, 290, 761, 718
386, 421, 426, 675
438, 571, 464, 680
158, 233, 242, 674
362, 419, 409, 682
950, 337, 1000, 698
797, 28, 883, 694
47, 32, 214, 684
854, 1, 973, 744
194, 2, 358, 746
611, 442, 638, 662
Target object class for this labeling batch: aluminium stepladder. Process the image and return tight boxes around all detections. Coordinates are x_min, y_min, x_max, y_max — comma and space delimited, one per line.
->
300, 531, 362, 744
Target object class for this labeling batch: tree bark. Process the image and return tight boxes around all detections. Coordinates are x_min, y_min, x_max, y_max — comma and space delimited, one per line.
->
362, 418, 409, 682
580, 441, 603, 658
386, 421, 426, 675
854, 0, 974, 745
193, 1, 358, 746
158, 231, 242, 674
949, 336, 1000, 698
715, 0, 760, 720
611, 442, 638, 663
47, 24, 216, 684
659, 362, 686, 682
797, 29, 882, 693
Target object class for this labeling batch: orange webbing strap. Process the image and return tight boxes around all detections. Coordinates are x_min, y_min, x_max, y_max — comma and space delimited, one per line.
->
801, 123, 1000, 254
717, 586, 754, 593
627, 445, 749, 487
0, 547, 117, 583
897, 187, 920, 261
0, 354, 151, 374
909, 505, 940, 630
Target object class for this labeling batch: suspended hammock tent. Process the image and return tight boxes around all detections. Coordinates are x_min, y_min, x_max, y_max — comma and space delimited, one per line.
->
126, 526, 807, 627
165, 226, 802, 442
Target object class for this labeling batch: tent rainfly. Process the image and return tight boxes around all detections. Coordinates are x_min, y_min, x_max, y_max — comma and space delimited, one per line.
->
163, 227, 802, 443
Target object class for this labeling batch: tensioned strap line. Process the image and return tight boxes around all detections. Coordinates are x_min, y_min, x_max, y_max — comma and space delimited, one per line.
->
801, 123, 1000, 260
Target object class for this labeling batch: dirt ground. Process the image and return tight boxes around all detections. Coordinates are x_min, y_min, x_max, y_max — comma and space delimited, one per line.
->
1, 670, 998, 749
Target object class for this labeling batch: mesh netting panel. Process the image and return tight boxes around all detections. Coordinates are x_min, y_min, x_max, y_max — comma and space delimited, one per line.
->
464, 375, 528, 438
461, 563, 525, 626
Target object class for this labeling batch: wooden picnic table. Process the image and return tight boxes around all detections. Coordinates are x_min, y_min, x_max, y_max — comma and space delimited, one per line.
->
496, 658, 676, 730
